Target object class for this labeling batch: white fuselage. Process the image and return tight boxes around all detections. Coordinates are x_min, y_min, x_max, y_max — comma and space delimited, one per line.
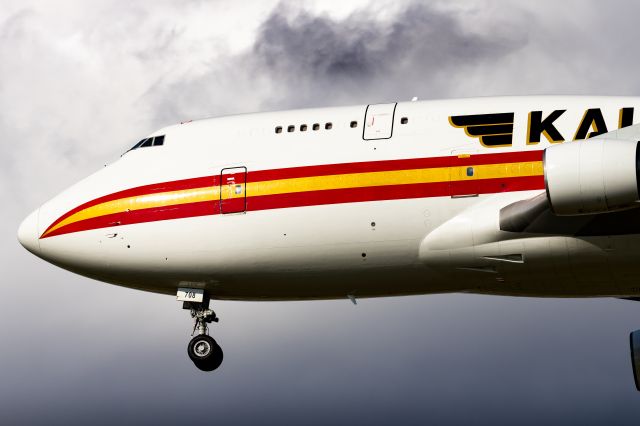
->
18, 96, 640, 300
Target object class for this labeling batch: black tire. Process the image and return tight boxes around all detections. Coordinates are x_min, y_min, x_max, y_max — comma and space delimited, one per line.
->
630, 331, 640, 391
188, 335, 223, 372
194, 356, 223, 372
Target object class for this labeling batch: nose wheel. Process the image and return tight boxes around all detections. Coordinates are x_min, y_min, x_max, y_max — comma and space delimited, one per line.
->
188, 334, 223, 371
183, 297, 223, 372
631, 330, 640, 391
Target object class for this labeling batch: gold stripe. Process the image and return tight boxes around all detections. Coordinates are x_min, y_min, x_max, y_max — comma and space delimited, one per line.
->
43, 161, 543, 236
247, 162, 542, 197
44, 186, 218, 237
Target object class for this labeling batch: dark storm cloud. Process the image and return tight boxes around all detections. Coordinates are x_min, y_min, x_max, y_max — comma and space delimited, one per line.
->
252, 3, 524, 106
148, 2, 527, 124
253, 3, 497, 81
146, 0, 640, 127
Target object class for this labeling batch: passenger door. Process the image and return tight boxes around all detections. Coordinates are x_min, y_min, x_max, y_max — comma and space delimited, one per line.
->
220, 167, 247, 214
363, 103, 397, 140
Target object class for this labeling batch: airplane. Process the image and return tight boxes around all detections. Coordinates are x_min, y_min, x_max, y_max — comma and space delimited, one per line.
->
17, 95, 640, 386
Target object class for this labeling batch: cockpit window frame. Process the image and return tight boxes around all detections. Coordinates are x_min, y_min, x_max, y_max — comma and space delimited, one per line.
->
132, 139, 146, 150
123, 135, 166, 156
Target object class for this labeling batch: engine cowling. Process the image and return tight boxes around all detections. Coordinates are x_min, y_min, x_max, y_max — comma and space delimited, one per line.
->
544, 139, 640, 215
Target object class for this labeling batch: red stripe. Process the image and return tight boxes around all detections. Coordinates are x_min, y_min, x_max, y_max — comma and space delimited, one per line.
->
42, 176, 219, 236
46, 150, 543, 235
42, 151, 544, 237
249, 150, 543, 182
248, 175, 543, 211
43, 201, 219, 238
44, 175, 545, 238
44, 150, 543, 235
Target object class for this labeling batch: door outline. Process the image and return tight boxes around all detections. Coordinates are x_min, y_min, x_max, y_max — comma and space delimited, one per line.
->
450, 150, 479, 198
362, 103, 397, 140
220, 166, 247, 214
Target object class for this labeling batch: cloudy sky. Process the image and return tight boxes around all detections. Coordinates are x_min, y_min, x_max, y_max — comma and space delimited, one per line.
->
3, 0, 640, 424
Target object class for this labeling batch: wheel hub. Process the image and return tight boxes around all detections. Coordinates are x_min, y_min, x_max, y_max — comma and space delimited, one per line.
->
194, 340, 212, 357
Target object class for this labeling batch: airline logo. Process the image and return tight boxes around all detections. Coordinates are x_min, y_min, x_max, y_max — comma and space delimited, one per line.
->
449, 113, 514, 147
450, 107, 635, 147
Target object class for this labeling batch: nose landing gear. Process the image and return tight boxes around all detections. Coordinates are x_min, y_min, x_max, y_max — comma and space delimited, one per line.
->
183, 298, 223, 372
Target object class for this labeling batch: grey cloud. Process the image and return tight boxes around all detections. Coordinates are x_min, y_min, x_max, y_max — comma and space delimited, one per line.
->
252, 3, 525, 106
148, 2, 528, 124
147, 0, 640, 127
0, 9, 34, 40
6, 1, 640, 425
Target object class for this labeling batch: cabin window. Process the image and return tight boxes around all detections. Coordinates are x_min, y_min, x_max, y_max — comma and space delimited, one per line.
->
274, 122, 338, 133
466, 167, 474, 177
350, 121, 358, 128
401, 117, 408, 124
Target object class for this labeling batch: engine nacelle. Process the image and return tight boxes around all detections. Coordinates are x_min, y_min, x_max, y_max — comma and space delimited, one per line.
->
544, 139, 640, 215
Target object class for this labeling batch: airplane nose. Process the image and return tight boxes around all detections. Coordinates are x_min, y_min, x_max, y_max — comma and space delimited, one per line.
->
18, 208, 40, 255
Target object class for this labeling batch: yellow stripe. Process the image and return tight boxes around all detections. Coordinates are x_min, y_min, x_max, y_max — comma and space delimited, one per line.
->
44, 186, 218, 237
247, 162, 542, 197
43, 161, 543, 237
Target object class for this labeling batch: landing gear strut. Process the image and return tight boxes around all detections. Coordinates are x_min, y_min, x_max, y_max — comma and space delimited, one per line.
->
184, 298, 223, 372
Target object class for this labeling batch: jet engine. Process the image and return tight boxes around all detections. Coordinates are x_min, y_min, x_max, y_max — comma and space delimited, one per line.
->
544, 139, 640, 215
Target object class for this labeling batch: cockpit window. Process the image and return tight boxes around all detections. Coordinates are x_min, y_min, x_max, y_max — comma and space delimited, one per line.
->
131, 139, 146, 150
123, 135, 166, 155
